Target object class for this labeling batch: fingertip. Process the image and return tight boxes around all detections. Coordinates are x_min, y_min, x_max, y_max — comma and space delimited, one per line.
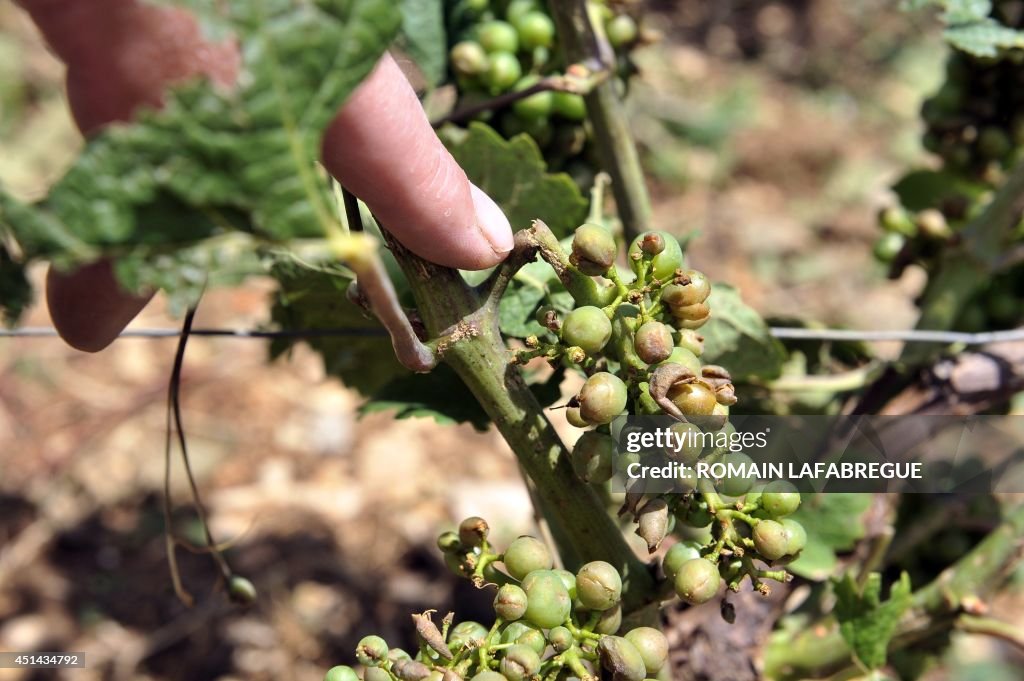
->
46, 261, 152, 352
470, 183, 514, 258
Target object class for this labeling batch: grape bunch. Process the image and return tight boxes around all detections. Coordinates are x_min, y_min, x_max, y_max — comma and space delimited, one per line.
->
516, 219, 804, 600
872, 0, 1024, 330
443, 0, 642, 184
324, 518, 669, 681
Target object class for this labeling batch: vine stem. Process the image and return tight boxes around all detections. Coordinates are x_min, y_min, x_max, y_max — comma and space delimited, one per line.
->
548, 0, 653, 241
762, 501, 1024, 679
381, 230, 659, 615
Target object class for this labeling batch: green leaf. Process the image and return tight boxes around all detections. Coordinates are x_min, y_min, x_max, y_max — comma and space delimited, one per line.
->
788, 493, 873, 580
944, 19, 1024, 56
2, 0, 402, 301
0, 241, 32, 326
269, 262, 406, 396
834, 572, 913, 670
943, 0, 993, 23
396, 0, 448, 85
891, 169, 986, 212
700, 284, 786, 381
443, 123, 589, 237
360, 364, 490, 429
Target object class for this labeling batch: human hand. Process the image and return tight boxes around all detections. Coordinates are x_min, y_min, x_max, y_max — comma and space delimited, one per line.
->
20, 0, 514, 351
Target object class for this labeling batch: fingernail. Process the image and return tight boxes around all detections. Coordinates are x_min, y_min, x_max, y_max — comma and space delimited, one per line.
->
470, 183, 514, 255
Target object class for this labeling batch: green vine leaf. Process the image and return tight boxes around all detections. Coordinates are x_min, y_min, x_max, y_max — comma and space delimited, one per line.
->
700, 284, 787, 381
788, 493, 873, 580
360, 365, 490, 429
943, 19, 1024, 57
0, 0, 402, 319
442, 123, 589, 237
834, 571, 913, 670
396, 0, 448, 85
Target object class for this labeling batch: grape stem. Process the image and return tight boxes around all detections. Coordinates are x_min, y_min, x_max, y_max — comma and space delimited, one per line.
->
431, 61, 610, 127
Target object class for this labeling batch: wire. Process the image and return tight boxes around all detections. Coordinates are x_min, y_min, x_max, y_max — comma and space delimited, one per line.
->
3, 325, 1024, 345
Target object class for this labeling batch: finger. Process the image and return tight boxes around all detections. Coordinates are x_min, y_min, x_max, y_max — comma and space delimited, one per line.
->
46, 263, 155, 352
22, 0, 237, 351
321, 54, 514, 271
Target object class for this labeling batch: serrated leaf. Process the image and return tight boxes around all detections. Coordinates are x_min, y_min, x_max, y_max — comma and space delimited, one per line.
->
944, 19, 1024, 56
700, 284, 786, 381
498, 258, 575, 339
942, 0, 993, 23
788, 493, 873, 580
2, 0, 401, 305
834, 572, 913, 669
0, 241, 32, 326
443, 123, 589, 237
396, 0, 447, 85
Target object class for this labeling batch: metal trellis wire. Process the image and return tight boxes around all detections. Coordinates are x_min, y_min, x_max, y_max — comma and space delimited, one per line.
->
3, 325, 1024, 345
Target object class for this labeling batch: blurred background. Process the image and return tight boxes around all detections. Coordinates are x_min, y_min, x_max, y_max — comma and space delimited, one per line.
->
1, 1, 1020, 680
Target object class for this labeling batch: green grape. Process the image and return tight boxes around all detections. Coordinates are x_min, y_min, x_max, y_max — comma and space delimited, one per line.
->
552, 91, 587, 120
549, 625, 574, 652
676, 328, 705, 356
389, 649, 412, 662
677, 502, 713, 528
674, 558, 720, 605
450, 41, 489, 77
624, 627, 669, 676
503, 536, 553, 580
324, 666, 359, 681
579, 372, 628, 424
717, 452, 754, 497
598, 636, 647, 681
506, 0, 539, 22
566, 405, 590, 428
514, 11, 556, 50
978, 126, 1011, 160
459, 516, 489, 547
571, 223, 617, 276
571, 430, 615, 484
593, 603, 623, 635
781, 518, 807, 556
606, 14, 639, 47
470, 673, 508, 681
478, 20, 520, 53
761, 481, 801, 517
500, 621, 538, 646
873, 232, 905, 262
662, 540, 703, 581
494, 584, 529, 621
552, 568, 579, 600
662, 270, 710, 307
561, 306, 612, 355
523, 570, 572, 628
671, 302, 711, 329
356, 636, 389, 667
634, 321, 674, 364
227, 575, 257, 604
576, 560, 623, 610
628, 231, 683, 281
486, 52, 523, 93
511, 75, 554, 120
364, 667, 391, 681
437, 531, 461, 553
753, 519, 789, 561
448, 621, 489, 652
500, 644, 541, 681
658, 346, 702, 375
879, 206, 916, 236
667, 381, 717, 416
665, 421, 704, 465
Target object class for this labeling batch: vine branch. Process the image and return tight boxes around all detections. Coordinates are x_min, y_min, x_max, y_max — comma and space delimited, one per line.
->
548, 0, 653, 241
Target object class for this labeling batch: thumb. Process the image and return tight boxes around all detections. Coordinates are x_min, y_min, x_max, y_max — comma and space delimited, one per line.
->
321, 54, 514, 270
